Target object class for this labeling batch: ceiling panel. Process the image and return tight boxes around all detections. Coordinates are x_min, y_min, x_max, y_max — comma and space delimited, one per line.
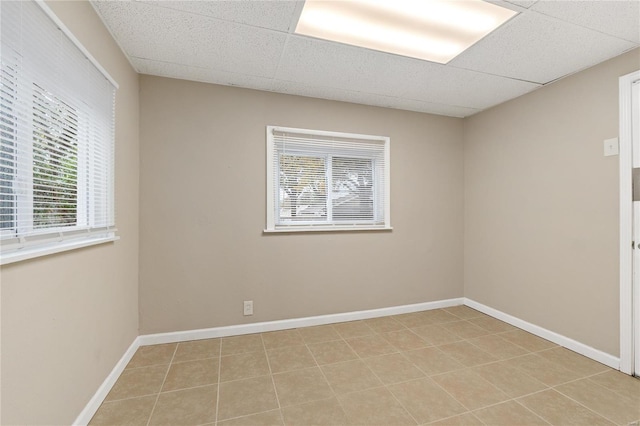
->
531, 0, 640, 43
450, 10, 637, 84
398, 62, 540, 109
131, 57, 274, 91
270, 79, 481, 117
93, 0, 288, 77
137, 0, 301, 32
275, 36, 414, 98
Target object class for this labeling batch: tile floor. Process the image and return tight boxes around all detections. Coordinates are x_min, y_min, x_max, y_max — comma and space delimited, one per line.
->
89, 306, 640, 425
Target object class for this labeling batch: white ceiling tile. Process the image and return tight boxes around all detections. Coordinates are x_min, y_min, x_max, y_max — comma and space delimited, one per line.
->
137, 0, 300, 32
93, 0, 287, 78
450, 10, 638, 84
131, 57, 274, 91
397, 63, 540, 109
274, 36, 413, 98
270, 80, 479, 117
531, 0, 640, 43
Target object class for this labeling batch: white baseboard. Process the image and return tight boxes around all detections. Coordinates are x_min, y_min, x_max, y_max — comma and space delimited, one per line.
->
138, 298, 464, 346
76, 296, 622, 425
464, 298, 620, 370
73, 337, 141, 426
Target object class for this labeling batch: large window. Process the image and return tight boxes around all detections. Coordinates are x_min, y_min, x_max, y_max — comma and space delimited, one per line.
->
266, 126, 391, 232
1, 0, 117, 264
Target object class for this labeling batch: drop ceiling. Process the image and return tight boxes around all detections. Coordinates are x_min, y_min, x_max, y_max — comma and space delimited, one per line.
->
92, 0, 640, 117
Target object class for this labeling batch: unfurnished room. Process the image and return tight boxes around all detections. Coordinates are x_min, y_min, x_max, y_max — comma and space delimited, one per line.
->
1, 0, 640, 425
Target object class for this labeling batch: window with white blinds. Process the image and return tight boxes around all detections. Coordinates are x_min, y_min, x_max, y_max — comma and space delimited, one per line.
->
1, 0, 117, 264
266, 126, 391, 232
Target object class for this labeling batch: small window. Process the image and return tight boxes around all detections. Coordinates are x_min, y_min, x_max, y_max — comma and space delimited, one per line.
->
1, 0, 117, 264
266, 126, 391, 232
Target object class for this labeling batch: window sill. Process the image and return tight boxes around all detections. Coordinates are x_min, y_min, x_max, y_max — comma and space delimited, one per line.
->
264, 226, 393, 234
0, 233, 119, 266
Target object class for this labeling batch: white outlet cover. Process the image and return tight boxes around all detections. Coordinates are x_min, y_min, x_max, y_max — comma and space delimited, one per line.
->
604, 137, 619, 156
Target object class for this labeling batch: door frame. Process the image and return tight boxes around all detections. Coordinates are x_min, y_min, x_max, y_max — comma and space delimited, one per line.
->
619, 69, 640, 375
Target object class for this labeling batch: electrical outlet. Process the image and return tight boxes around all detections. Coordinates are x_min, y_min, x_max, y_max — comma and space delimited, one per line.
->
243, 300, 253, 316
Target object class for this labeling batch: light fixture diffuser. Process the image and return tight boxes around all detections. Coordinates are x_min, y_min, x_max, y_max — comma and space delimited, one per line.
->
295, 0, 518, 64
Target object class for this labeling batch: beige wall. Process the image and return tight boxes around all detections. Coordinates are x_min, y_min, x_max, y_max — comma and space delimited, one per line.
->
139, 76, 464, 334
0, 1, 140, 424
464, 48, 640, 356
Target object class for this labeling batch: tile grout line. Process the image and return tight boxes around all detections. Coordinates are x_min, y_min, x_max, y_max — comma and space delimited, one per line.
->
260, 333, 285, 425
551, 379, 633, 425
214, 338, 222, 425
305, 325, 353, 422
145, 344, 179, 426
339, 319, 422, 425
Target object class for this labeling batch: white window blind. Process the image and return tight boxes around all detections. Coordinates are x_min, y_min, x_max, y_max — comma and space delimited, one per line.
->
1, 0, 117, 263
266, 126, 391, 232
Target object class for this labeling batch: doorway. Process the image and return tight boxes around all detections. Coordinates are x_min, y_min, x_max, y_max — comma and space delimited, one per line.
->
620, 69, 640, 376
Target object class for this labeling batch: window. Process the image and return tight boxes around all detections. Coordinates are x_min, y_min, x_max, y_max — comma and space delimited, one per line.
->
266, 126, 391, 232
0, 0, 117, 264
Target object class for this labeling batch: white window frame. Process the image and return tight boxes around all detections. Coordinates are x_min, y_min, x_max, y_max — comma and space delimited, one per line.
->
0, 0, 119, 265
266, 126, 392, 233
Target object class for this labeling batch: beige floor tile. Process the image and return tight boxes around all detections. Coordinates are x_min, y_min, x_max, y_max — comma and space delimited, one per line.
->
364, 316, 406, 333
307, 339, 358, 365
437, 341, 497, 367
432, 370, 510, 410
218, 376, 279, 420
127, 344, 176, 369
392, 312, 432, 328
148, 385, 217, 425
518, 389, 614, 425
404, 347, 464, 376
440, 321, 492, 339
556, 378, 640, 425
338, 387, 416, 425
472, 361, 546, 398
504, 353, 582, 386
472, 400, 548, 425
589, 370, 640, 399
272, 367, 334, 407
346, 334, 396, 358
162, 358, 218, 391
221, 334, 264, 356
467, 316, 516, 333
467, 334, 529, 360
499, 330, 557, 352
267, 345, 317, 374
412, 324, 464, 346
444, 306, 485, 319
536, 347, 610, 376
364, 353, 425, 384
422, 309, 460, 324
321, 359, 382, 394
90, 395, 156, 426
296, 325, 341, 344
427, 412, 483, 425
389, 377, 466, 424
172, 339, 220, 363
261, 329, 304, 350
217, 409, 283, 426
333, 320, 374, 339
281, 397, 349, 426
220, 351, 270, 382
105, 365, 168, 401
382, 329, 430, 351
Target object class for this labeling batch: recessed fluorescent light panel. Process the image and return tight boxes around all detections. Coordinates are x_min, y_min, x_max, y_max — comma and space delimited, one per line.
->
295, 0, 518, 64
